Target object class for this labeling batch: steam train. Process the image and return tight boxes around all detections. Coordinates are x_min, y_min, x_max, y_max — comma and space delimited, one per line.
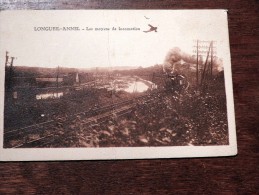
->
163, 73, 189, 93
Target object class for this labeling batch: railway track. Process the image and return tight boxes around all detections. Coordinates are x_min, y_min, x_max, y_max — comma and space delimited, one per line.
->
4, 91, 163, 148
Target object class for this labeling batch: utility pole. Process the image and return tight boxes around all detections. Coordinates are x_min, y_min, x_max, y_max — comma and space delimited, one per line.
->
193, 40, 217, 87
5, 52, 16, 92
5, 51, 9, 67
10, 57, 15, 84
201, 42, 212, 87
196, 40, 199, 87
10, 57, 14, 67
210, 41, 213, 77
56, 66, 59, 97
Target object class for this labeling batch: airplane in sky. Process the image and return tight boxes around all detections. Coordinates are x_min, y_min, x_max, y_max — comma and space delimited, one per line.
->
143, 24, 158, 33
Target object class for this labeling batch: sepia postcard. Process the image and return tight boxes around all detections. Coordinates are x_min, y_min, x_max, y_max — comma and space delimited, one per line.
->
0, 10, 237, 161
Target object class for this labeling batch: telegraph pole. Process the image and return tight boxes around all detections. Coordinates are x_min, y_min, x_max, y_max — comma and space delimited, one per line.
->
201, 42, 212, 86
196, 40, 199, 87
5, 52, 16, 92
193, 40, 217, 87
211, 41, 213, 77
5, 51, 9, 67
10, 57, 14, 67
56, 66, 59, 97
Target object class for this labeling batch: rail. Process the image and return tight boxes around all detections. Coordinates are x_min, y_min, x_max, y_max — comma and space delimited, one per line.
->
4, 91, 163, 148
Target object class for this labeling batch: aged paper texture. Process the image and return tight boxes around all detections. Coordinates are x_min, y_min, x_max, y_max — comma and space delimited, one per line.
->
0, 10, 237, 161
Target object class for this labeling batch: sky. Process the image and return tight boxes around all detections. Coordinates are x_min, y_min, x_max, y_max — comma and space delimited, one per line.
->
0, 10, 230, 69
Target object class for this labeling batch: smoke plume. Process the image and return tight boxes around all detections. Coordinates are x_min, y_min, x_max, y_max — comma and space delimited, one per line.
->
163, 47, 222, 73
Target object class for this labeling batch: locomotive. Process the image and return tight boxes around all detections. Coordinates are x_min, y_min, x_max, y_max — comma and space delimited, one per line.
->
164, 72, 189, 93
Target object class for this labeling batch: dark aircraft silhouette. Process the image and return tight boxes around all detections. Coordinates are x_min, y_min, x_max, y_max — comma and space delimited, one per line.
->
143, 24, 157, 33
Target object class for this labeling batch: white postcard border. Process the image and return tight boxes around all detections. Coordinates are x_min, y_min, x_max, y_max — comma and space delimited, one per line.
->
0, 10, 237, 161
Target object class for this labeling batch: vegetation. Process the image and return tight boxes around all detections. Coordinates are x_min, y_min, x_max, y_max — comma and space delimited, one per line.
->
4, 60, 229, 147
